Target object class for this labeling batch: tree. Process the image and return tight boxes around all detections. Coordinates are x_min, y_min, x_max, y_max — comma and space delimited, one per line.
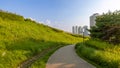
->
90, 10, 120, 44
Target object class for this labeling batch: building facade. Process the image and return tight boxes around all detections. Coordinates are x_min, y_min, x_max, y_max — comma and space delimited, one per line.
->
72, 25, 89, 36
90, 13, 99, 27
72, 26, 79, 34
83, 25, 89, 36
78, 26, 83, 35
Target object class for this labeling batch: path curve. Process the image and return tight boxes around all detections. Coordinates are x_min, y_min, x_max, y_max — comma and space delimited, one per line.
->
46, 45, 96, 68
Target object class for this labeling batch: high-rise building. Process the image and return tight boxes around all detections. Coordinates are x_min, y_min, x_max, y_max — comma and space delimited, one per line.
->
90, 13, 99, 28
72, 25, 89, 36
72, 26, 75, 34
72, 26, 80, 34
83, 25, 89, 36
78, 26, 83, 35
75, 26, 78, 34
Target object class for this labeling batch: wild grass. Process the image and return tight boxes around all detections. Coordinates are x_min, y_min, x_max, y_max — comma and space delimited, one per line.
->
75, 39, 120, 68
30, 44, 64, 68
0, 10, 83, 68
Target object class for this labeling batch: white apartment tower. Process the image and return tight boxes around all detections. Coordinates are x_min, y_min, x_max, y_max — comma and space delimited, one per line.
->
78, 26, 83, 35
72, 26, 89, 36
83, 25, 89, 36
75, 26, 78, 34
90, 13, 99, 27
72, 26, 81, 34
72, 26, 75, 34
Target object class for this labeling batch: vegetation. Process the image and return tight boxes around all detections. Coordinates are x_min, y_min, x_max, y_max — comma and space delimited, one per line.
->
90, 10, 120, 44
0, 10, 83, 68
76, 10, 120, 68
0, 10, 24, 21
75, 39, 120, 68
30, 44, 63, 68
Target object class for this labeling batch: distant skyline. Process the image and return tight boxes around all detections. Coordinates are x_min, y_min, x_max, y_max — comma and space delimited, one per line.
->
0, 0, 120, 32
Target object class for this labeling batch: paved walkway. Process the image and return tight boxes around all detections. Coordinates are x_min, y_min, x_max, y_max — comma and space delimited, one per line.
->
46, 45, 96, 68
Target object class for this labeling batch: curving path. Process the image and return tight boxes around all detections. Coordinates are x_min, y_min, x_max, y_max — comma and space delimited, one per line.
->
46, 45, 96, 68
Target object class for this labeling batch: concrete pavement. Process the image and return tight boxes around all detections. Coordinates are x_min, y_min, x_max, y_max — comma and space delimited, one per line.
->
46, 45, 96, 68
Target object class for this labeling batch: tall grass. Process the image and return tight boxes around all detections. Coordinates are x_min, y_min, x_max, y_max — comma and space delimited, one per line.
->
0, 10, 83, 68
75, 39, 120, 68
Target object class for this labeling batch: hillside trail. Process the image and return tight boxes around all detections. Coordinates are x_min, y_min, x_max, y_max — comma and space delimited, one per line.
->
46, 45, 96, 68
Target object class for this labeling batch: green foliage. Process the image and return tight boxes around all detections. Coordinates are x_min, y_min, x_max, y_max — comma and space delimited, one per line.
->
76, 39, 120, 68
0, 10, 83, 68
90, 10, 120, 44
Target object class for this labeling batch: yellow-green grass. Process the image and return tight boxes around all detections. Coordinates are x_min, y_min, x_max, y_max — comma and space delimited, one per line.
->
30, 44, 64, 68
75, 39, 120, 68
0, 11, 83, 68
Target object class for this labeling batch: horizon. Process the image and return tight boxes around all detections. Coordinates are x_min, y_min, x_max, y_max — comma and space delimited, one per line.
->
0, 0, 120, 32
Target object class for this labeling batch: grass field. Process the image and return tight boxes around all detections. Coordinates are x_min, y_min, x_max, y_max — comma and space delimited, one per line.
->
0, 10, 83, 68
75, 39, 120, 68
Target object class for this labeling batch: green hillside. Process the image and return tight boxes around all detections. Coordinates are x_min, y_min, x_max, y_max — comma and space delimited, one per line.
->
0, 10, 83, 68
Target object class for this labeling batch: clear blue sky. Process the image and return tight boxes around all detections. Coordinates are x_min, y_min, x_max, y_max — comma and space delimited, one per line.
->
0, 0, 120, 32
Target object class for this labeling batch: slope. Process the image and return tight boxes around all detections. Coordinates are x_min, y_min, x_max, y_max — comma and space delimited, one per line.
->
0, 10, 83, 68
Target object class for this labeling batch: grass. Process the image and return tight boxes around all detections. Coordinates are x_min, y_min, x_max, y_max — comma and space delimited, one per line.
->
0, 10, 83, 68
30, 44, 64, 68
75, 39, 120, 68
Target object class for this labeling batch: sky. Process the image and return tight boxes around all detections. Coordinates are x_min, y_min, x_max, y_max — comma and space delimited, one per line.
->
0, 0, 120, 32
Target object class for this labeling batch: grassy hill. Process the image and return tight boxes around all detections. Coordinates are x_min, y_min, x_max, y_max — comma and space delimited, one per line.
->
0, 10, 83, 68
